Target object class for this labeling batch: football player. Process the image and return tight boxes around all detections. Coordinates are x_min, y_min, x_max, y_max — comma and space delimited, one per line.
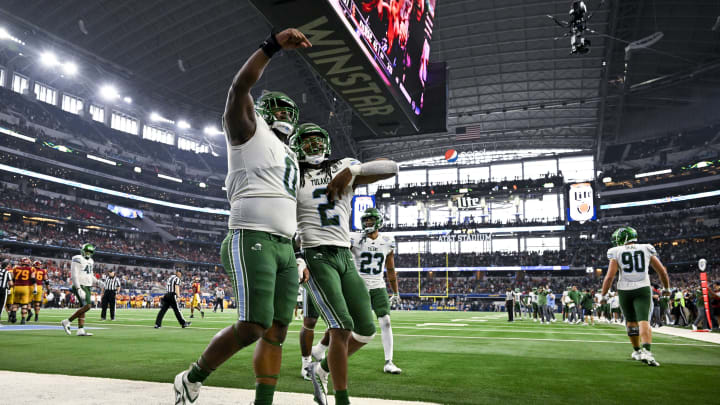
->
190, 277, 205, 319
31, 260, 48, 322
11, 257, 33, 325
173, 27, 311, 405
61, 244, 104, 336
602, 227, 670, 367
352, 208, 402, 373
292, 123, 398, 405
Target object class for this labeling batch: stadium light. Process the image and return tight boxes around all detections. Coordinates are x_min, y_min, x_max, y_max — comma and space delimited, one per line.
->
602, 176, 612, 183
203, 126, 223, 136
40, 51, 59, 67
62, 62, 78, 76
134, 166, 142, 173
99, 85, 119, 101
123, 96, 132, 104
150, 112, 174, 124
87, 154, 117, 166
0, 27, 25, 45
634, 169, 671, 178
158, 173, 182, 183
199, 182, 207, 188
177, 120, 191, 130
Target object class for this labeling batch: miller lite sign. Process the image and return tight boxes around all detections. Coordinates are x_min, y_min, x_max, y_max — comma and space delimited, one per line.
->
568, 183, 595, 222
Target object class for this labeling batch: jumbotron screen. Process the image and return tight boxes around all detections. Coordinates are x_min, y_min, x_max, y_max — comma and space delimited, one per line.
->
330, 0, 436, 121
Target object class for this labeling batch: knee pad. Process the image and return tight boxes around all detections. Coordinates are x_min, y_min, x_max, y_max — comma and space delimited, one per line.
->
627, 326, 640, 337
351, 331, 376, 344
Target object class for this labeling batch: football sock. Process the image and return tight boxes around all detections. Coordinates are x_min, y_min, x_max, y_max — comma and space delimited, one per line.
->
312, 342, 328, 360
335, 389, 350, 405
254, 383, 276, 405
320, 357, 330, 373
633, 346, 641, 351
642, 343, 651, 352
378, 315, 394, 361
187, 361, 212, 384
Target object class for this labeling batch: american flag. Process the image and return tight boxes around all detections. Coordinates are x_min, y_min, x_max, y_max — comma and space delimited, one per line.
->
455, 125, 484, 141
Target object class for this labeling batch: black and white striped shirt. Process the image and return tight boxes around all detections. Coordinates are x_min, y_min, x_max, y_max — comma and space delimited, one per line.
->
166, 275, 180, 293
0, 267, 12, 290
104, 276, 121, 291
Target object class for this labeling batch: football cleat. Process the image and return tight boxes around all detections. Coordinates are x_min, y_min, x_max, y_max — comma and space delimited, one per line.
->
77, 329, 93, 336
174, 369, 201, 404
183, 322, 192, 328
154, 325, 162, 329
308, 362, 328, 405
61, 319, 72, 335
640, 349, 660, 366
631, 350, 642, 361
201, 311, 205, 319
383, 361, 402, 374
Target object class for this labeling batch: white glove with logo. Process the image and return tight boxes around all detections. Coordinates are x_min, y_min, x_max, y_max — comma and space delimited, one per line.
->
390, 294, 401, 306
77, 287, 86, 300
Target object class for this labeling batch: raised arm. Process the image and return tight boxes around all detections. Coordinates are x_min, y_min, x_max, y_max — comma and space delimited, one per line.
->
326, 159, 399, 201
223, 29, 311, 146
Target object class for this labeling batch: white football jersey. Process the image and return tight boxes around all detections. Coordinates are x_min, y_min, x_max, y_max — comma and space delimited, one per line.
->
297, 158, 360, 248
71, 255, 95, 287
350, 232, 395, 290
225, 113, 299, 239
607, 243, 658, 290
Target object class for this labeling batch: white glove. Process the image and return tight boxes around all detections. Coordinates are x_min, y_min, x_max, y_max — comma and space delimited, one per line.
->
96, 279, 106, 289
390, 294, 401, 306
296, 258, 308, 283
33, 286, 38, 294
77, 288, 86, 300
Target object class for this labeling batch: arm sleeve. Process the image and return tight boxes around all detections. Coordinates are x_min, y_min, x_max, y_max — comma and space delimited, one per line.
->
348, 159, 398, 177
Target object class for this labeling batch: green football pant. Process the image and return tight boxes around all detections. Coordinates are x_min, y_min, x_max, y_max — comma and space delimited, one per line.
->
72, 286, 92, 307
618, 286, 652, 323
303, 246, 376, 337
369, 288, 391, 318
221, 229, 297, 329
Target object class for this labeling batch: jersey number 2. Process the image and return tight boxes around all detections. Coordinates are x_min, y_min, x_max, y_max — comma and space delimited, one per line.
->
313, 188, 339, 226
620, 251, 645, 273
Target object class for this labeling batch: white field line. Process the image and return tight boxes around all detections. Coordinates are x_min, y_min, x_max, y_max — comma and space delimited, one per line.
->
0, 371, 440, 405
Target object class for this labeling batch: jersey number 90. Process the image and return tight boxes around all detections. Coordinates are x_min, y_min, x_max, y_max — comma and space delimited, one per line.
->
620, 251, 645, 273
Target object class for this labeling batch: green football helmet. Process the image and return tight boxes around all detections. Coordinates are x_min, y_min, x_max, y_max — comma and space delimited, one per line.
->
255, 91, 299, 138
81, 243, 95, 259
611, 226, 638, 246
361, 207, 384, 234
290, 123, 331, 165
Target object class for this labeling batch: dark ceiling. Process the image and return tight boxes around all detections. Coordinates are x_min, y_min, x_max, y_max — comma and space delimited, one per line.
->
1, 0, 718, 162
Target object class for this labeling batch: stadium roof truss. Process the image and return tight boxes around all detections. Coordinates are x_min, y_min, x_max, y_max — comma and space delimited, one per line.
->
1, 0, 717, 164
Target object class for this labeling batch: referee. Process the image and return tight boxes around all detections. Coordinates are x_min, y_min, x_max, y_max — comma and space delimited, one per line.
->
505, 287, 515, 322
1, 260, 13, 326
154, 269, 190, 328
213, 285, 224, 313
100, 271, 121, 321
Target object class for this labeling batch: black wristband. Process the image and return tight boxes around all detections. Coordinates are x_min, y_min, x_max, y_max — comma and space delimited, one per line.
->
259, 30, 282, 58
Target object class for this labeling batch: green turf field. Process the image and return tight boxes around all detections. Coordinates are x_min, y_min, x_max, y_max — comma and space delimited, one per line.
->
1, 309, 718, 404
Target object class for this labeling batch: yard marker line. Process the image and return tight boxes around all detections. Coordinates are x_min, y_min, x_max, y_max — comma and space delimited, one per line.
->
393, 333, 720, 347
